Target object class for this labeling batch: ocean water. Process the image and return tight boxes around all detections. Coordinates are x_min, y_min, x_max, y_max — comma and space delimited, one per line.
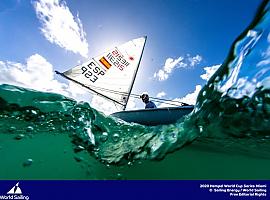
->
1, 1, 270, 180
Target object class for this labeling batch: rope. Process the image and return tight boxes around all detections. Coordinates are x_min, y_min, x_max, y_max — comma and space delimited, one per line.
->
80, 84, 191, 106
55, 71, 191, 106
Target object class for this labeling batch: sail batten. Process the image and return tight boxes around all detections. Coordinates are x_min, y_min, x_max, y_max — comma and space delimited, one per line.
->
57, 37, 147, 111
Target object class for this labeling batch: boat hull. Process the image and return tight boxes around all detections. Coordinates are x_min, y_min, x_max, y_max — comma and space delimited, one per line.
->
111, 106, 194, 126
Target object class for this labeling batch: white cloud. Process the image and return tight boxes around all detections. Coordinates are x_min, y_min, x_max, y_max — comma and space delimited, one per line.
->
0, 54, 87, 99
156, 91, 166, 98
90, 94, 140, 114
125, 98, 137, 110
33, 0, 88, 57
200, 64, 221, 81
68, 81, 87, 97
154, 57, 183, 81
158, 85, 202, 107
179, 64, 220, 105
175, 85, 202, 105
90, 95, 118, 115
154, 69, 168, 81
163, 57, 184, 74
157, 64, 221, 106
154, 54, 202, 81
188, 54, 202, 67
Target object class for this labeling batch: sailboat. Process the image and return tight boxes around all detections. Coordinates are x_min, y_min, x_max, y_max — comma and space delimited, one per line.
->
56, 36, 194, 126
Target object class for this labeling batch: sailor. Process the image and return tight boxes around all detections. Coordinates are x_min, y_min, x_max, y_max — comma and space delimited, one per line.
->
140, 92, 157, 109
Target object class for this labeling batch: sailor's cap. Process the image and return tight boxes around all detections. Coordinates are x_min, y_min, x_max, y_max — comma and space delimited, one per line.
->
140, 92, 148, 98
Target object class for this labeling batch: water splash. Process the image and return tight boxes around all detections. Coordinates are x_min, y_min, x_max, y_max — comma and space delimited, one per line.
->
194, 0, 270, 140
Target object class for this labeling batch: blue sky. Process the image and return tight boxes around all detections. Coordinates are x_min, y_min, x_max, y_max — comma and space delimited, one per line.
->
0, 0, 263, 113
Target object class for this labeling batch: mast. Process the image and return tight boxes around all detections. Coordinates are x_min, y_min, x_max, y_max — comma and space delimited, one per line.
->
123, 36, 147, 110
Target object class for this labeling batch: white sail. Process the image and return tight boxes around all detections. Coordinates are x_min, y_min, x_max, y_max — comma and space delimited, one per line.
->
61, 36, 146, 110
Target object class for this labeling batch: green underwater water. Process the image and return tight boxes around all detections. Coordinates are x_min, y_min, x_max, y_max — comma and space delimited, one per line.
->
1, 1, 270, 180
0, 113, 269, 180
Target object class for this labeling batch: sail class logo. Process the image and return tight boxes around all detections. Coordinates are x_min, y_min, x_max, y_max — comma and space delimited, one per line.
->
0, 182, 29, 200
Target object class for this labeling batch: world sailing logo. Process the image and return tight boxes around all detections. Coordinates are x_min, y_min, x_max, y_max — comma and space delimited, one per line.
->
0, 182, 29, 200
7, 182, 22, 194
